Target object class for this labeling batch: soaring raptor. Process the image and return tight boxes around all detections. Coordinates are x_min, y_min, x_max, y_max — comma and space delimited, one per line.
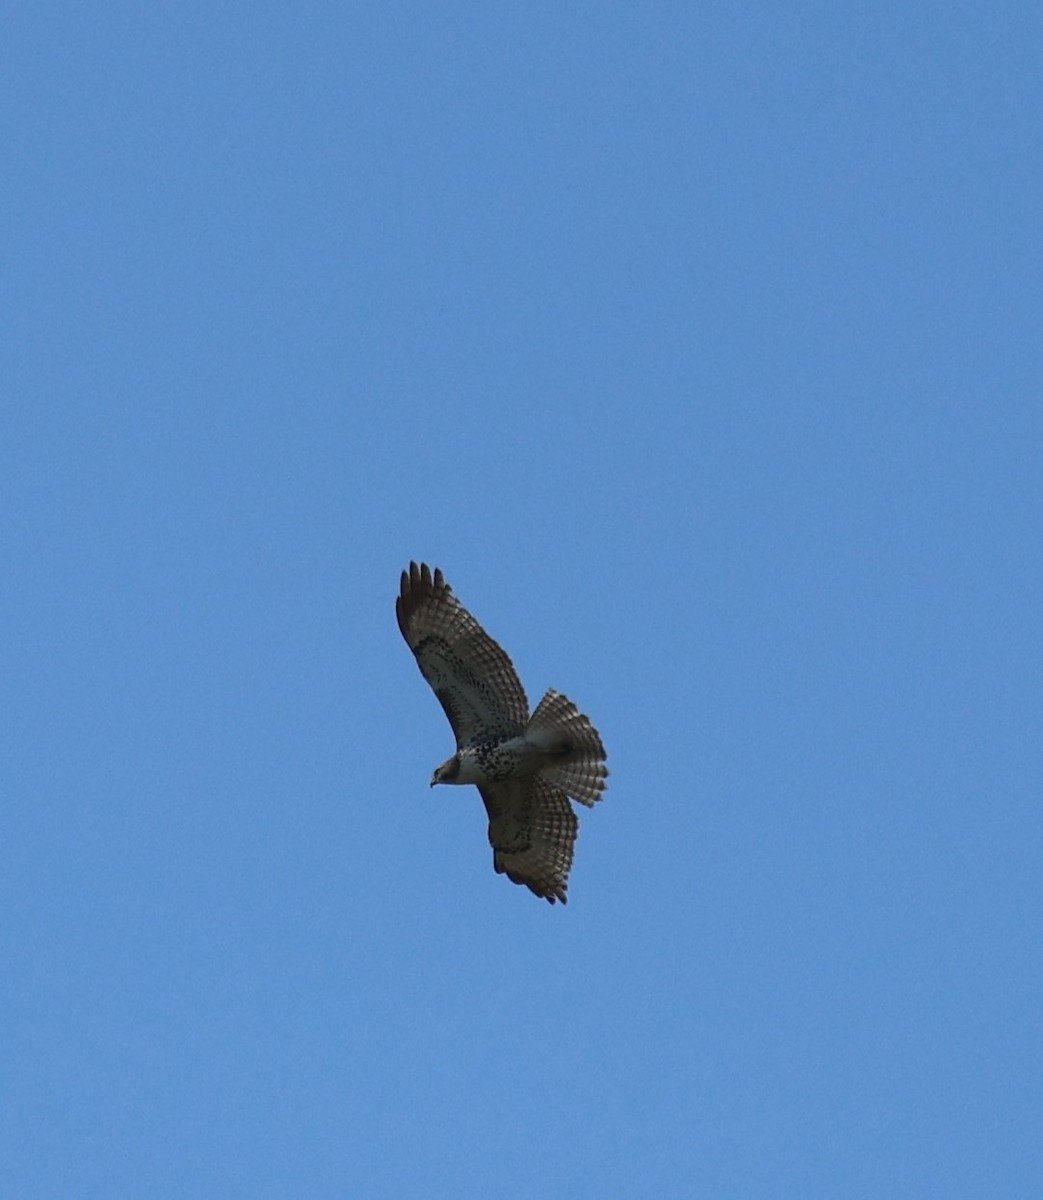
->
396, 562, 608, 904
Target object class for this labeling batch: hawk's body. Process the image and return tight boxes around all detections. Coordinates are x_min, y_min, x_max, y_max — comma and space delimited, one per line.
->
396, 562, 608, 903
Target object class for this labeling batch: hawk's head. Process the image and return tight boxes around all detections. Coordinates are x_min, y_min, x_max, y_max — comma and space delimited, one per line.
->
431, 755, 461, 787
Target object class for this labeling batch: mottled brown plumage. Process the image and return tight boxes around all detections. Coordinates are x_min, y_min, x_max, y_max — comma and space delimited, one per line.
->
396, 562, 608, 904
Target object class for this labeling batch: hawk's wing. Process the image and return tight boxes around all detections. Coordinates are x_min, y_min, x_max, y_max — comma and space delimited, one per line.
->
397, 562, 529, 746
481, 776, 578, 905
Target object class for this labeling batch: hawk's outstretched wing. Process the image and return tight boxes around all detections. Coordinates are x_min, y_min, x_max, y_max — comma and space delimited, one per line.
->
396, 562, 529, 746
481, 776, 578, 905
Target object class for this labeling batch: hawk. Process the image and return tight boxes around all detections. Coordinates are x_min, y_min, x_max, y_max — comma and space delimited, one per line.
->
396, 562, 608, 904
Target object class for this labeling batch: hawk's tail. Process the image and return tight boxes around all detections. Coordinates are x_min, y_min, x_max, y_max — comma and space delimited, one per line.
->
526, 689, 608, 808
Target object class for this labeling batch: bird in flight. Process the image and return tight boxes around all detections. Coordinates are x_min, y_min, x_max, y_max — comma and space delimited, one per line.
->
396, 562, 608, 903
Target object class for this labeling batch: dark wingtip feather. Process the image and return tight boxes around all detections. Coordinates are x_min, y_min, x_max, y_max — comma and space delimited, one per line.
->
397, 562, 448, 640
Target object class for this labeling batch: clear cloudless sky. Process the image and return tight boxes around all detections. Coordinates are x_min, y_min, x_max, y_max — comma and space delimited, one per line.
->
3, 4, 1041, 1197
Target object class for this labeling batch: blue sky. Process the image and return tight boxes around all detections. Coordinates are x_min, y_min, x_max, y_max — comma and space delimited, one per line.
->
3, 4, 1041, 1196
